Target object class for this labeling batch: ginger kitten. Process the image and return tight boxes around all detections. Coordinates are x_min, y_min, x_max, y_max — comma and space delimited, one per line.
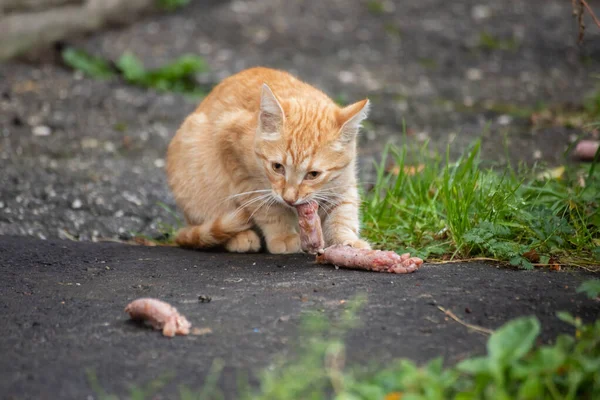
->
166, 67, 370, 254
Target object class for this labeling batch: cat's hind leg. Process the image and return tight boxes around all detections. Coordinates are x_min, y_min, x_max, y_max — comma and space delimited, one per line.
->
225, 230, 261, 253
175, 212, 251, 249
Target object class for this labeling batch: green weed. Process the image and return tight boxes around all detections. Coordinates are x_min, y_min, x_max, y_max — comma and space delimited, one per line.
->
61, 48, 116, 79
577, 279, 600, 299
478, 32, 520, 51
62, 48, 209, 96
157, 0, 190, 11
366, 1, 385, 15
361, 139, 600, 268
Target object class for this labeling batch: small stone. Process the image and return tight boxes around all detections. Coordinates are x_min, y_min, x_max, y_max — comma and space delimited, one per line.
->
81, 138, 99, 149
32, 125, 51, 136
533, 150, 542, 160
328, 21, 344, 34
104, 142, 116, 153
471, 5, 492, 20
154, 158, 166, 168
466, 68, 483, 81
463, 96, 474, 107
123, 192, 142, 206
0, 201, 4, 208
338, 70, 355, 84
497, 115, 513, 125
71, 199, 83, 209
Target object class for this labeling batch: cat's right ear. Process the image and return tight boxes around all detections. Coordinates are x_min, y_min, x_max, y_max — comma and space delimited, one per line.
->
259, 84, 285, 140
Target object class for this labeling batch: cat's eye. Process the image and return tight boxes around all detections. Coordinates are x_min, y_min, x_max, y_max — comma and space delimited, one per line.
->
272, 163, 285, 175
305, 171, 321, 180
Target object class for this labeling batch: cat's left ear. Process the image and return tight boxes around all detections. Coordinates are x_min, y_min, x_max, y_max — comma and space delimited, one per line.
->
337, 99, 370, 144
259, 83, 285, 140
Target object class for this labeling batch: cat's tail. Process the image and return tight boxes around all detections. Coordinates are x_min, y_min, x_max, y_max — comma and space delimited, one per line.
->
175, 212, 252, 248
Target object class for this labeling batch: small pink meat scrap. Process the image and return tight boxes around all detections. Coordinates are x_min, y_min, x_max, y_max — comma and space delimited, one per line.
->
316, 245, 423, 274
296, 200, 325, 254
125, 298, 191, 337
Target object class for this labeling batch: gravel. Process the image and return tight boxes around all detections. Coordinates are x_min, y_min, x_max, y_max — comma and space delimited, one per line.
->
1, 0, 599, 241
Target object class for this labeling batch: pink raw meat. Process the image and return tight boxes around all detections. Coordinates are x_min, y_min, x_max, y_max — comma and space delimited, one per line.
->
316, 244, 423, 274
296, 201, 424, 273
574, 140, 599, 161
125, 298, 191, 337
296, 200, 325, 254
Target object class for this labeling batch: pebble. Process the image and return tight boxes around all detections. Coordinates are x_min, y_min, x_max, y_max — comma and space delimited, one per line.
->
104, 142, 116, 153
81, 138, 99, 149
71, 199, 83, 209
533, 150, 542, 160
497, 115, 513, 125
466, 68, 483, 81
338, 70, 356, 84
154, 159, 166, 168
123, 192, 142, 206
32, 125, 51, 136
471, 5, 492, 20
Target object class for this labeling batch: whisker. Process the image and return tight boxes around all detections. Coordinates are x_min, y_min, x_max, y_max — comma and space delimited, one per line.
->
232, 193, 271, 217
309, 194, 339, 216
263, 197, 278, 218
226, 189, 272, 201
246, 195, 275, 223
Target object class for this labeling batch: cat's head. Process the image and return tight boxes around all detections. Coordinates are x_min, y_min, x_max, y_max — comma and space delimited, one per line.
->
254, 83, 369, 207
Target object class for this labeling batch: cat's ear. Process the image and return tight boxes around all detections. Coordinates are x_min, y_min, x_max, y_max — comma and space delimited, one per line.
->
337, 99, 370, 144
259, 83, 285, 140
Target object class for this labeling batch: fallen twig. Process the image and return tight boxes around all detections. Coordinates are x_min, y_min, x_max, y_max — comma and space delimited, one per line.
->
437, 305, 494, 336
573, 0, 600, 43
581, 0, 600, 29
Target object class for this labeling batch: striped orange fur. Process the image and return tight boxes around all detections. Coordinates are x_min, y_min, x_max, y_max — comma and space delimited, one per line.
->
166, 67, 371, 253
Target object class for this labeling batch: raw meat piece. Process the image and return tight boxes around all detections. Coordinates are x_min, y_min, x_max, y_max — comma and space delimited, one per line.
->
125, 298, 191, 337
574, 140, 599, 161
296, 201, 423, 273
296, 200, 325, 254
316, 244, 423, 274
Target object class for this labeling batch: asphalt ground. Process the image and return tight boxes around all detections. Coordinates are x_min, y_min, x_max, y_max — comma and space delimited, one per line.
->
1, 236, 598, 399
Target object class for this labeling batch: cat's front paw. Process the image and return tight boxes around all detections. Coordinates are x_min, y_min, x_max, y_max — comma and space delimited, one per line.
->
266, 233, 301, 254
342, 238, 371, 249
225, 230, 261, 253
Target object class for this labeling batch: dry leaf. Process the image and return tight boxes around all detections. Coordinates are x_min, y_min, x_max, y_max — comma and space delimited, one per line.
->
536, 166, 565, 181
388, 164, 425, 176
133, 236, 158, 246
384, 393, 403, 400
523, 249, 540, 263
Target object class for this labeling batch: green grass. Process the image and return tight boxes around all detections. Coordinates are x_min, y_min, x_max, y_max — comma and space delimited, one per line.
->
130, 202, 182, 245
361, 139, 600, 269
61, 48, 209, 97
88, 283, 600, 399
156, 0, 190, 11
478, 32, 520, 51
366, 0, 385, 15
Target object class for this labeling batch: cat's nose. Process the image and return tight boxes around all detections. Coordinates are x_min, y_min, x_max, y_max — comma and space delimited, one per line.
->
282, 188, 297, 205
